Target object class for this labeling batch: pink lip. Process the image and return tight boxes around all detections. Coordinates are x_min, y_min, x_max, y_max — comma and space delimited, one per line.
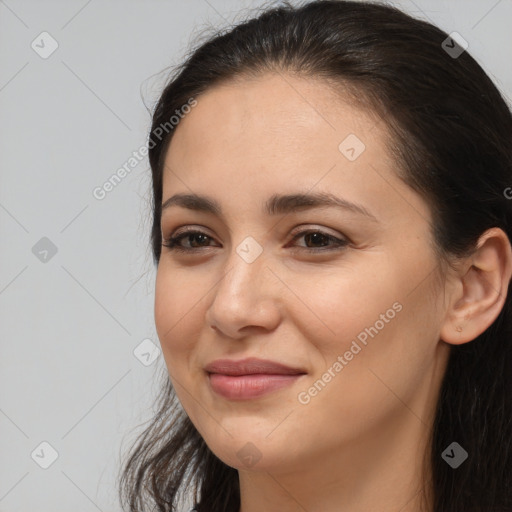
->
208, 374, 305, 400
204, 357, 306, 376
204, 357, 307, 400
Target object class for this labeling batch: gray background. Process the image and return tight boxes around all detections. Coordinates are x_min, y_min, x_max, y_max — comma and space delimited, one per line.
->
1, 1, 511, 511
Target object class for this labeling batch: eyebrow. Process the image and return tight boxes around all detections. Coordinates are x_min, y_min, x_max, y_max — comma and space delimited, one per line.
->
160, 192, 379, 222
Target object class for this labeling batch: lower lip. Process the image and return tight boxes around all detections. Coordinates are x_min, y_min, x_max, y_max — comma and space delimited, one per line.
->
208, 373, 305, 400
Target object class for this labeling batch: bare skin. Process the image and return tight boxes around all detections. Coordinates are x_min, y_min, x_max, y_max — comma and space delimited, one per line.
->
154, 72, 512, 512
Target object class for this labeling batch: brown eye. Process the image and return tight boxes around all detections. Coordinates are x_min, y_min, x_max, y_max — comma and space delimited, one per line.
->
162, 230, 217, 252
288, 229, 349, 252
161, 227, 349, 254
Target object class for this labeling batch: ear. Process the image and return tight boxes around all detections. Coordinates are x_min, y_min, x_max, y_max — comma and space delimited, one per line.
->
440, 227, 512, 345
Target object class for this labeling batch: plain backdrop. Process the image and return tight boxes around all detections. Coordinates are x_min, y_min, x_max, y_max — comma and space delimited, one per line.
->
1, 1, 511, 511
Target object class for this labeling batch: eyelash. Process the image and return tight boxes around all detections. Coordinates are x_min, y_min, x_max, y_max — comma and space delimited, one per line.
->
161, 228, 349, 254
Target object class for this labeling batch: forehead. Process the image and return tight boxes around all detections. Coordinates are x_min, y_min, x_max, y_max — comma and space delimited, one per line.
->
167, 72, 378, 161
162, 72, 431, 227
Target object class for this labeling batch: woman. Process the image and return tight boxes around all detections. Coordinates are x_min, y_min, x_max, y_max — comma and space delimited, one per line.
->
118, 1, 512, 511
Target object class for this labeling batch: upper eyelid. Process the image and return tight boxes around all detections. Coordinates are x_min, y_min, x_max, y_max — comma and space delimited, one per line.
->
165, 224, 345, 240
163, 226, 349, 249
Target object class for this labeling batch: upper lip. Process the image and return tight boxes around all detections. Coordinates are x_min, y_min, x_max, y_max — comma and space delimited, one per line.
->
204, 357, 307, 376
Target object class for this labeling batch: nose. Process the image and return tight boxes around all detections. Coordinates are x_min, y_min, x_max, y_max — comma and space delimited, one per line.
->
205, 245, 282, 339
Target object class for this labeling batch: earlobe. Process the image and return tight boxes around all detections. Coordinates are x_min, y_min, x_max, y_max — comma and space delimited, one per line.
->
440, 228, 512, 346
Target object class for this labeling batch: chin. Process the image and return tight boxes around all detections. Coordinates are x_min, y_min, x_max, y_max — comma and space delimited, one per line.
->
200, 425, 301, 473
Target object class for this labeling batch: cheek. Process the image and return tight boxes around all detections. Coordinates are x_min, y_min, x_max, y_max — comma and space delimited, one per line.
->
154, 265, 207, 367
290, 262, 434, 400
286, 264, 398, 354
320, 286, 437, 411
290, 280, 432, 447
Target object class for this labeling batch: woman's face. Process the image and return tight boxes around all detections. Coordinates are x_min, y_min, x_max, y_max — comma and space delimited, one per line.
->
155, 72, 451, 472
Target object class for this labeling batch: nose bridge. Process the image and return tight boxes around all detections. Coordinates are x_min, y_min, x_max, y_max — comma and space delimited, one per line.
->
216, 239, 268, 305
207, 237, 280, 336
